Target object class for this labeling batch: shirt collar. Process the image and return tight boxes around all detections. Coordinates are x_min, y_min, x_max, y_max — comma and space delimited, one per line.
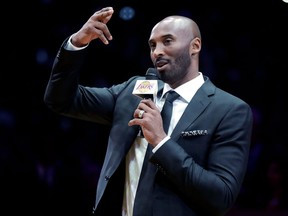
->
161, 72, 205, 103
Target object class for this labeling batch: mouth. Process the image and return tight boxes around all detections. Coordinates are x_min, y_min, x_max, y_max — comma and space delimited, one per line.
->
155, 59, 168, 70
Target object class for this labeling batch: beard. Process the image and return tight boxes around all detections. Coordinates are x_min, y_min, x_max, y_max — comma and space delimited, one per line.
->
159, 50, 191, 85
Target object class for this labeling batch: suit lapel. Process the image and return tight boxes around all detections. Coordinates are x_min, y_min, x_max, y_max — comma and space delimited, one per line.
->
171, 82, 213, 140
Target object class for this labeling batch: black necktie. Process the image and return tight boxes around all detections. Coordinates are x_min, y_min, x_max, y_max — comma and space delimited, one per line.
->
161, 90, 179, 133
133, 91, 179, 215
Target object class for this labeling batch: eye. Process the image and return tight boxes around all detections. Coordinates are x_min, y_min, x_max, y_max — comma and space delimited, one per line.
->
163, 38, 173, 46
149, 42, 156, 50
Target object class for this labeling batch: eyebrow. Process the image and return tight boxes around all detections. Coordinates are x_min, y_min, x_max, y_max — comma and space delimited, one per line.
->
148, 34, 174, 44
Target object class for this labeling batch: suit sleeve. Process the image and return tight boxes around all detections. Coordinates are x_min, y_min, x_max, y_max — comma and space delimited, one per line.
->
44, 38, 117, 124
150, 98, 253, 215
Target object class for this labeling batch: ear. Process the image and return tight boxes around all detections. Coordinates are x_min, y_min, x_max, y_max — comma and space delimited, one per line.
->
190, 37, 201, 56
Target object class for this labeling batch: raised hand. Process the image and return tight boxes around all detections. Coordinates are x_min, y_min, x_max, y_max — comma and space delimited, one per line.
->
71, 7, 114, 47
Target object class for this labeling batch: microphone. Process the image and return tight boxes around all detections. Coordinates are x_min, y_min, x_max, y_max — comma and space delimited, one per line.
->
145, 67, 159, 80
132, 68, 159, 101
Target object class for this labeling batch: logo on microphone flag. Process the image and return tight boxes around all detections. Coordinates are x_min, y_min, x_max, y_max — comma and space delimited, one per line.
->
132, 80, 158, 101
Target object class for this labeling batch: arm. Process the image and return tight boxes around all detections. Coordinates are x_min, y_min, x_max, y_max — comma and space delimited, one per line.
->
44, 7, 116, 123
151, 98, 253, 215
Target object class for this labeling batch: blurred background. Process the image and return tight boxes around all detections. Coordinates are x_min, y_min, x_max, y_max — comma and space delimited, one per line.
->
1, 0, 288, 215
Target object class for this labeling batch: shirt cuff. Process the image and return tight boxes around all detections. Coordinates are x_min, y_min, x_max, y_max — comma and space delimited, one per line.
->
65, 35, 89, 51
152, 136, 170, 153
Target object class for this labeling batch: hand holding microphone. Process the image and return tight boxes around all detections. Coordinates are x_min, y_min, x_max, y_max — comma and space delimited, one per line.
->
128, 68, 167, 146
132, 68, 159, 119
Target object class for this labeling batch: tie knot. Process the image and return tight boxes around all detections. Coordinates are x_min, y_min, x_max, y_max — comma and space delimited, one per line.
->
165, 91, 179, 103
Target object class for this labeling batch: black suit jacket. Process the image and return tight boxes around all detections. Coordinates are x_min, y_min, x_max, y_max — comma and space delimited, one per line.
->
44, 38, 253, 216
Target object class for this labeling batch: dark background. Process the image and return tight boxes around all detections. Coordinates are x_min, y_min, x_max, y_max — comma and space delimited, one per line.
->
1, 0, 288, 215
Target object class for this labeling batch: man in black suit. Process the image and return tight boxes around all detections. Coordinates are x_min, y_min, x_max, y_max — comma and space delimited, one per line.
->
44, 6, 253, 216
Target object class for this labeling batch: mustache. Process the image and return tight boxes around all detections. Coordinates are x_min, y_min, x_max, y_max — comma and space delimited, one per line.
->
155, 57, 168, 63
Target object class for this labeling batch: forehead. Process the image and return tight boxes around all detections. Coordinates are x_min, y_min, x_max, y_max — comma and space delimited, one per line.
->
149, 18, 189, 41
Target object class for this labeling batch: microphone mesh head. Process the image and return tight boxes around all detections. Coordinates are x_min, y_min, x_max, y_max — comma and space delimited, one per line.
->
145, 68, 159, 80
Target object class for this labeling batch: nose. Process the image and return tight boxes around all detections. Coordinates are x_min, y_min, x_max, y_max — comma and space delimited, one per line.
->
151, 44, 164, 58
